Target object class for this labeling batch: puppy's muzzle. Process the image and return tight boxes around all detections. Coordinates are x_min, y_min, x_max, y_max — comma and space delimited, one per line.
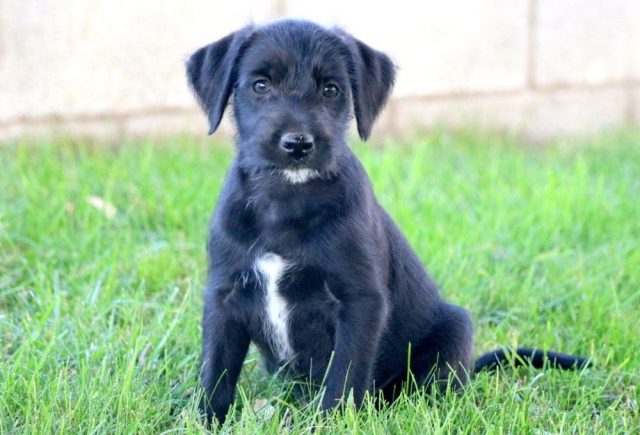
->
280, 132, 314, 160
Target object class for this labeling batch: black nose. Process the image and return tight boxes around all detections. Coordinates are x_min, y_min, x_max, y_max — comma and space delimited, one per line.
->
280, 132, 314, 159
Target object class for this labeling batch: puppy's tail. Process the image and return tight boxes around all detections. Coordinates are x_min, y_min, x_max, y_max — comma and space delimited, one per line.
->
474, 347, 592, 373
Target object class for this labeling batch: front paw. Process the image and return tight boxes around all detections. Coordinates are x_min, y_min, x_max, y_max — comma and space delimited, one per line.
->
321, 390, 350, 413
199, 396, 229, 428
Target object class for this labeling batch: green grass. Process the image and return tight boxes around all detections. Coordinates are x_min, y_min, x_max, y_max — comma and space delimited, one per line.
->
1, 130, 639, 433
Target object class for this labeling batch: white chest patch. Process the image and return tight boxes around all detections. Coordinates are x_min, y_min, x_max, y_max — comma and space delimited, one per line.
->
254, 253, 294, 360
282, 168, 320, 184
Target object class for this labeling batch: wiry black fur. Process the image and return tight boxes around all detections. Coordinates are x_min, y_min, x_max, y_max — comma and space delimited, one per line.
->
474, 347, 591, 373
186, 19, 589, 426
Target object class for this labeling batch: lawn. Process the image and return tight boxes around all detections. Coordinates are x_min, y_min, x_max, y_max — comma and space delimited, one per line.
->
1, 130, 639, 433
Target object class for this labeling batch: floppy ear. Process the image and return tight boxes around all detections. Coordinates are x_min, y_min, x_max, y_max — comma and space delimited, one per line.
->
343, 36, 396, 140
186, 27, 253, 134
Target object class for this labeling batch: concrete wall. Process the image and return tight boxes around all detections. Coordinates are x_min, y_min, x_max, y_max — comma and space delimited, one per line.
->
1, 0, 638, 141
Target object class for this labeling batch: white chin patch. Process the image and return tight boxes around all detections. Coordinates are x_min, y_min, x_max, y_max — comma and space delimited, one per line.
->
281, 168, 320, 184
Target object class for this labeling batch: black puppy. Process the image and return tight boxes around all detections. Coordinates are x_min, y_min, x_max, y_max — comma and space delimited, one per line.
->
186, 20, 589, 425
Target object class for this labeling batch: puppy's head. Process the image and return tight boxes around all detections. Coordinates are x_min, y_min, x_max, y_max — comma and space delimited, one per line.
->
187, 20, 395, 180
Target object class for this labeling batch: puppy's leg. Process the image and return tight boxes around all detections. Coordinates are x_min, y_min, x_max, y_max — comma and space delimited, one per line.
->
381, 303, 474, 401
414, 303, 474, 389
200, 295, 250, 425
322, 278, 388, 411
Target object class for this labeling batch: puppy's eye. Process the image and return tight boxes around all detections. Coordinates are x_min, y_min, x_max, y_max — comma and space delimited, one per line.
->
322, 83, 340, 98
252, 79, 270, 94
